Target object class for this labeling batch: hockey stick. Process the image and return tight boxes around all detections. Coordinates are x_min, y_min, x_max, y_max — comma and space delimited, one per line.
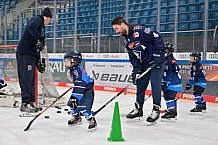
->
24, 87, 73, 131
93, 63, 157, 116
144, 94, 152, 102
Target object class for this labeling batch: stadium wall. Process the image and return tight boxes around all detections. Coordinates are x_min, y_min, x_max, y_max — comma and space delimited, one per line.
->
0, 53, 218, 103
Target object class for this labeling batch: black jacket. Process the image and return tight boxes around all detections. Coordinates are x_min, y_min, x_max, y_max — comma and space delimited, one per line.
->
16, 15, 45, 56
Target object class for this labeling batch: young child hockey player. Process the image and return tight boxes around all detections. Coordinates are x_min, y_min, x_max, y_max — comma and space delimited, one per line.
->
186, 52, 207, 112
64, 50, 97, 130
161, 42, 182, 121
0, 78, 7, 94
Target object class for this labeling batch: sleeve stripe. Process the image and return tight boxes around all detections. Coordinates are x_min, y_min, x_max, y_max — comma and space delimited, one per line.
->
72, 93, 83, 96
74, 85, 85, 89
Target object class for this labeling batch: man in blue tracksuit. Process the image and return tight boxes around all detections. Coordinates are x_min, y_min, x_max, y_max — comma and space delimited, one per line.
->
186, 52, 207, 112
16, 7, 52, 114
161, 42, 182, 120
111, 17, 165, 124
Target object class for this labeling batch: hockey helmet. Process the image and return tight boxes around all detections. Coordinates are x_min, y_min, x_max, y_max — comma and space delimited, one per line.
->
190, 51, 201, 62
164, 42, 174, 56
64, 50, 82, 68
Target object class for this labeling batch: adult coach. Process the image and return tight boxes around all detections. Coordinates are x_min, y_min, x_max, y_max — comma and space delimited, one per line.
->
16, 7, 52, 114
111, 17, 165, 125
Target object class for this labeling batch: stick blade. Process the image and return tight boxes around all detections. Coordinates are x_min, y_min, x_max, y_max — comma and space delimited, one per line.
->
24, 121, 33, 131
23, 116, 38, 131
213, 25, 218, 53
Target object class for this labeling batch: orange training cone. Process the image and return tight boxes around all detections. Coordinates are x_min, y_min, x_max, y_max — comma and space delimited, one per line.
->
108, 102, 125, 142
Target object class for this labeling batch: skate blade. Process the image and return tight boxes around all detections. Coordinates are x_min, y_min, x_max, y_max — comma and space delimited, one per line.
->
126, 117, 143, 122
68, 122, 83, 126
189, 112, 204, 115
19, 112, 37, 117
201, 110, 207, 113
88, 126, 98, 132
145, 121, 157, 126
161, 117, 177, 122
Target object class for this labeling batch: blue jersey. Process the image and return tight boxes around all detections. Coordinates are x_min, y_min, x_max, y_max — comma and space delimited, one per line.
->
69, 64, 94, 101
124, 25, 164, 73
17, 15, 45, 57
163, 54, 182, 92
188, 62, 206, 88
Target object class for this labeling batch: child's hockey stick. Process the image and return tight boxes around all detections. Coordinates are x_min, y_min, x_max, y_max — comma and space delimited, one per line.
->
93, 63, 157, 116
24, 87, 73, 131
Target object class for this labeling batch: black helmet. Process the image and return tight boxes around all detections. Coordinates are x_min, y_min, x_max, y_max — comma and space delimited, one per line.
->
190, 51, 201, 62
164, 42, 174, 56
64, 50, 82, 68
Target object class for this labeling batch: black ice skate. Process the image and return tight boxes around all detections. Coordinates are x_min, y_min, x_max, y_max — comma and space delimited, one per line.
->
161, 110, 177, 122
68, 114, 82, 126
146, 105, 160, 125
30, 102, 42, 112
126, 102, 143, 121
19, 103, 38, 117
87, 117, 97, 130
190, 105, 204, 113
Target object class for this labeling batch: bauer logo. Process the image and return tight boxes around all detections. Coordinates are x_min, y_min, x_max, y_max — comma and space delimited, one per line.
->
91, 70, 132, 83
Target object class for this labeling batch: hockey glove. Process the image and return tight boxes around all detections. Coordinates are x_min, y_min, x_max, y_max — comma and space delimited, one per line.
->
132, 71, 142, 85
185, 83, 192, 91
36, 58, 46, 73
36, 40, 45, 52
153, 51, 166, 64
67, 97, 78, 109
161, 82, 168, 92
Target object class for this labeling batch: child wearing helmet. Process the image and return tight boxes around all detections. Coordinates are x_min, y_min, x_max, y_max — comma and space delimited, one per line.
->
161, 42, 182, 120
186, 51, 207, 112
64, 50, 97, 130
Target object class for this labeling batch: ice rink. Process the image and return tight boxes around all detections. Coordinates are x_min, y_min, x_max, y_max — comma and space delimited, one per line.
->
0, 86, 218, 145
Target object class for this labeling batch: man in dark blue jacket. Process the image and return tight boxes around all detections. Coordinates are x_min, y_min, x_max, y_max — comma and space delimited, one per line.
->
16, 7, 52, 115
111, 17, 165, 125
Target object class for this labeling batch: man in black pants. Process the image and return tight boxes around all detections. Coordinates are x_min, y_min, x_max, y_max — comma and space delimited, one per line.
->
16, 7, 52, 114
111, 17, 165, 125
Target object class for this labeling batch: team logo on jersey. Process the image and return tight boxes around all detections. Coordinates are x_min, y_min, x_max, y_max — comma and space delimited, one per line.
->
128, 42, 135, 49
153, 32, 159, 38
144, 28, 151, 34
73, 70, 79, 78
133, 32, 139, 38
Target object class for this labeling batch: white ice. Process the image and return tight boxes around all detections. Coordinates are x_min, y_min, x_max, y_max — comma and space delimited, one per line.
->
0, 86, 218, 145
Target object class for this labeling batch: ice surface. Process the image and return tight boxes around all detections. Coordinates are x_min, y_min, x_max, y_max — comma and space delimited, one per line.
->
0, 86, 218, 145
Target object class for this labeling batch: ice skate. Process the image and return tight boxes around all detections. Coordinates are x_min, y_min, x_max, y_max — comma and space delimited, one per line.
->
126, 102, 143, 121
30, 102, 42, 112
190, 105, 203, 113
146, 105, 160, 126
19, 103, 38, 117
87, 117, 97, 131
68, 114, 82, 126
161, 111, 177, 122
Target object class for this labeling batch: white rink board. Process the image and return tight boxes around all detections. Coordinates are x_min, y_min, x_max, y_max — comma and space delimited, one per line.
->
0, 86, 218, 145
